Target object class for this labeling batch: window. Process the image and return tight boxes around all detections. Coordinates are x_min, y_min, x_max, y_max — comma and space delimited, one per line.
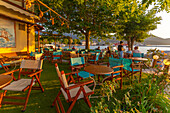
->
19, 24, 25, 31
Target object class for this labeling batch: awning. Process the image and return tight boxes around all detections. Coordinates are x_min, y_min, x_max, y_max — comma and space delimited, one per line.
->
0, 0, 40, 20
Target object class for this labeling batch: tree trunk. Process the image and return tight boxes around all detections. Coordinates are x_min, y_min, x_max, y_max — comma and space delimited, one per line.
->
131, 37, 135, 50
127, 37, 131, 50
85, 31, 91, 49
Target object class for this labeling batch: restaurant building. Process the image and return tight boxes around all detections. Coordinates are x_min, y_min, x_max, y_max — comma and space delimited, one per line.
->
0, 0, 40, 54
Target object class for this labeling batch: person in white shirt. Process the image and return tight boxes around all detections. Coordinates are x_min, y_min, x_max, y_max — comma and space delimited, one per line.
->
132, 46, 141, 53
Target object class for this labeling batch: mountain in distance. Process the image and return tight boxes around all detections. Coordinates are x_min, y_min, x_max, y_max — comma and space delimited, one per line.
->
143, 35, 170, 45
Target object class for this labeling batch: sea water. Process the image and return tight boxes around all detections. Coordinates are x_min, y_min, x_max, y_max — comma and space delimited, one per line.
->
62, 45, 170, 54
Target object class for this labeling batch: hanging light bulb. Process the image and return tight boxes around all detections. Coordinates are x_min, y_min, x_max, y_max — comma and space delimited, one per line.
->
61, 22, 64, 26
39, 11, 44, 18
50, 17, 55, 25
66, 24, 69, 28
153, 55, 159, 60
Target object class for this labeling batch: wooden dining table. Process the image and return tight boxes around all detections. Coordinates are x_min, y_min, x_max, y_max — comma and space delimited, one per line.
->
0, 75, 13, 89
84, 65, 113, 75
84, 65, 113, 98
130, 57, 148, 61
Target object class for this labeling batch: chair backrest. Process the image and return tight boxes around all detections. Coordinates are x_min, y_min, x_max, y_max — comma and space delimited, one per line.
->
55, 63, 68, 88
101, 51, 106, 58
70, 57, 85, 66
81, 51, 85, 54
20, 60, 43, 70
56, 50, 62, 52
53, 52, 62, 56
109, 57, 122, 72
95, 53, 100, 61
133, 53, 144, 58
35, 53, 43, 60
30, 52, 39, 57
121, 58, 132, 70
95, 50, 101, 53
49, 49, 53, 52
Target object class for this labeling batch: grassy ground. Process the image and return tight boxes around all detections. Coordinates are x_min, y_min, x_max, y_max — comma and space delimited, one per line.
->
0, 59, 148, 113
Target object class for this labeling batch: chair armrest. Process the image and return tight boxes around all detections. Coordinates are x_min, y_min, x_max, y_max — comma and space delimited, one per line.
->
74, 65, 83, 69
66, 80, 93, 90
1, 69, 19, 75
28, 69, 43, 77
65, 71, 79, 76
111, 65, 123, 69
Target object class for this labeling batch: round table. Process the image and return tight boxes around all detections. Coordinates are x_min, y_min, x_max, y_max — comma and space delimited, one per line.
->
0, 75, 13, 89
84, 65, 113, 98
84, 65, 113, 75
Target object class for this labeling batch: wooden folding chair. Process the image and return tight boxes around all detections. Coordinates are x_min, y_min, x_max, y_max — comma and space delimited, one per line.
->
88, 53, 100, 64
0, 60, 44, 112
70, 57, 94, 80
122, 58, 142, 82
0, 59, 10, 72
52, 64, 94, 113
52, 52, 63, 63
103, 57, 124, 89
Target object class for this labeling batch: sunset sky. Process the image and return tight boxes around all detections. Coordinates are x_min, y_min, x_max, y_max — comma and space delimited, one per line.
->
150, 11, 170, 39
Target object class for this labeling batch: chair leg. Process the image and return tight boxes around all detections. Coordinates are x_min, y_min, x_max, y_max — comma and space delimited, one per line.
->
82, 87, 92, 108
52, 91, 61, 107
0, 93, 3, 108
67, 87, 82, 113
22, 84, 33, 111
35, 75, 44, 92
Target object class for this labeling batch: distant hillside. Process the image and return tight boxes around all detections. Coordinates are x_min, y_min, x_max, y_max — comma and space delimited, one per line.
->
143, 36, 170, 45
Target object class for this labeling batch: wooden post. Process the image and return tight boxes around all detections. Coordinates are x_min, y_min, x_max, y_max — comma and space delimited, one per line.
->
27, 24, 30, 53
54, 37, 56, 51
38, 30, 40, 52
69, 37, 71, 49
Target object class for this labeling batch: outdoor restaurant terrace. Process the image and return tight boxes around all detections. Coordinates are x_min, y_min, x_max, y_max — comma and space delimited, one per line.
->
0, 0, 169, 113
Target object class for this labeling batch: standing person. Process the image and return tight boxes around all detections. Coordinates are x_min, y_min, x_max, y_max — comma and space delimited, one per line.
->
118, 41, 124, 58
132, 46, 141, 53
72, 46, 75, 50
106, 46, 111, 56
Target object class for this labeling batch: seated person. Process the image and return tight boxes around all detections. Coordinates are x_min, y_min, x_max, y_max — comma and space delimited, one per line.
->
58, 45, 62, 50
126, 48, 132, 57
132, 46, 141, 53
72, 46, 76, 50
96, 46, 100, 50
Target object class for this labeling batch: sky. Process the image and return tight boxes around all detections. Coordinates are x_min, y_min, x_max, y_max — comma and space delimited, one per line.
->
150, 11, 170, 39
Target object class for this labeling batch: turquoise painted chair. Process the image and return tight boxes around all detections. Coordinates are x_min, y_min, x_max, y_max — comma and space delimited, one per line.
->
100, 51, 106, 60
122, 58, 142, 82
70, 57, 94, 79
133, 53, 144, 58
52, 52, 62, 63
0, 60, 10, 72
88, 53, 100, 64
133, 53, 144, 63
103, 57, 123, 89
95, 50, 101, 53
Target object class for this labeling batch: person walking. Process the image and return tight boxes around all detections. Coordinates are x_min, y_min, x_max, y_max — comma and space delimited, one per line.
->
118, 41, 124, 58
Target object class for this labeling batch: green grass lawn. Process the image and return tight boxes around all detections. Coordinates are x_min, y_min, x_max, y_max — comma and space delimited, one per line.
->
0, 60, 149, 113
